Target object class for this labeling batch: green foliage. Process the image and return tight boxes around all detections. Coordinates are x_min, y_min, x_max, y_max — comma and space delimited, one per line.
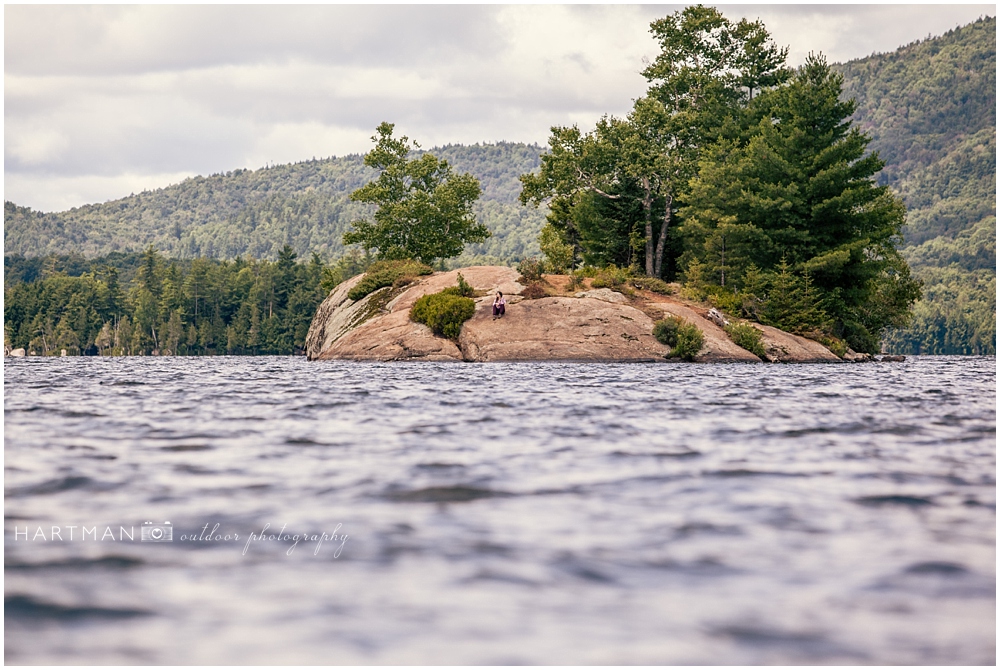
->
680, 258, 711, 301
672, 322, 705, 362
346, 259, 434, 302
704, 287, 742, 314
440, 273, 476, 298
4, 246, 329, 356
654, 317, 704, 361
628, 276, 674, 295
521, 6, 790, 278
321, 247, 372, 294
680, 55, 922, 352
342, 122, 490, 264
835, 17, 995, 245
882, 265, 995, 355
816, 335, 849, 359
590, 264, 631, 290
904, 216, 995, 272
832, 17, 995, 354
409, 291, 476, 340
3, 15, 992, 355
538, 223, 574, 273
724, 322, 766, 359
653, 316, 682, 347
517, 257, 545, 282
723, 259, 832, 337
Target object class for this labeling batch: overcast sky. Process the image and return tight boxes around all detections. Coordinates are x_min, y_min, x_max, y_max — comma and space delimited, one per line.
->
5, 3, 993, 212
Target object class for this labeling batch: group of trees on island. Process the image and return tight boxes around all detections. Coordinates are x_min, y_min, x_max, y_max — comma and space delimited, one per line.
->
518, 5, 922, 353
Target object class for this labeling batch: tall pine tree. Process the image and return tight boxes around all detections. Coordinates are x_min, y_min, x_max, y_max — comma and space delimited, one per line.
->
680, 54, 921, 352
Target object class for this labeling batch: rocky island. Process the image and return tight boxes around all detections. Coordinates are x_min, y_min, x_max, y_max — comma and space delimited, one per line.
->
305, 266, 846, 363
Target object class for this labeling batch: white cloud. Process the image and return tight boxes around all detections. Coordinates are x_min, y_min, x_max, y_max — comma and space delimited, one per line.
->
245, 122, 373, 169
4, 4, 993, 212
5, 171, 198, 214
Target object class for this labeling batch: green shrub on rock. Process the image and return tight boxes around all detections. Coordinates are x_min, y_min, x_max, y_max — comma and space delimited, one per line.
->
724, 322, 766, 359
629, 276, 674, 295
517, 258, 545, 282
653, 316, 682, 347
347, 260, 434, 301
654, 316, 704, 361
590, 265, 630, 289
410, 292, 476, 340
440, 273, 476, 298
348, 259, 433, 301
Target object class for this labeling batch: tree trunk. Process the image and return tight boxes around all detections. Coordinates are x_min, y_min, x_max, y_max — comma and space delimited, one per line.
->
642, 177, 654, 276
653, 194, 673, 278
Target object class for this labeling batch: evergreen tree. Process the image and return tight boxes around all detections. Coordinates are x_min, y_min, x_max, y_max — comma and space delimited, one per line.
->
681, 54, 922, 351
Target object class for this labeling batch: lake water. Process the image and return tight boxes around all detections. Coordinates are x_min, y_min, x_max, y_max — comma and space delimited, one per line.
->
4, 356, 995, 664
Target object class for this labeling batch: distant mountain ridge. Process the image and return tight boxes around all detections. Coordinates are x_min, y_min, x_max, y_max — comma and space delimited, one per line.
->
4, 142, 548, 266
833, 15, 994, 354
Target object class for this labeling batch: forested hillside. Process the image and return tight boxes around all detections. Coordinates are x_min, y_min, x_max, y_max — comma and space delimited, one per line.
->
4, 143, 546, 266
834, 16, 995, 354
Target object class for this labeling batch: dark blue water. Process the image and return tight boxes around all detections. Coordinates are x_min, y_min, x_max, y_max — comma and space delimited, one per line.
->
4, 356, 995, 664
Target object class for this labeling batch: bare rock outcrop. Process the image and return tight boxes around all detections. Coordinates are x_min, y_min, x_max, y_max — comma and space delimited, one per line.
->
460, 297, 667, 362
753, 324, 843, 363
573, 288, 629, 304
306, 265, 842, 363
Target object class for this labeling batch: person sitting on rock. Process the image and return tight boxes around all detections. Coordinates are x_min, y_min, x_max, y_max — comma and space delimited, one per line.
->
492, 291, 506, 320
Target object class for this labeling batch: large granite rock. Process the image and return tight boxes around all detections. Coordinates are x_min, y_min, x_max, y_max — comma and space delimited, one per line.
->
460, 296, 667, 362
306, 266, 841, 363
306, 266, 522, 362
753, 324, 843, 363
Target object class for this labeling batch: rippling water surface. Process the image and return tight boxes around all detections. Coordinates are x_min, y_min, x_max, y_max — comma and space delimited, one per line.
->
4, 356, 995, 664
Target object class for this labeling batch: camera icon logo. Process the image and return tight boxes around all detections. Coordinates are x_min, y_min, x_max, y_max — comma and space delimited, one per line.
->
141, 521, 173, 542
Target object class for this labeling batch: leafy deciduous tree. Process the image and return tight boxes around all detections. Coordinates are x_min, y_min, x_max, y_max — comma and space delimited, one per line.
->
343, 122, 490, 264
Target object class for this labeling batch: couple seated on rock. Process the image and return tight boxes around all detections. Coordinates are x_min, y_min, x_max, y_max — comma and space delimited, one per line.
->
492, 291, 506, 320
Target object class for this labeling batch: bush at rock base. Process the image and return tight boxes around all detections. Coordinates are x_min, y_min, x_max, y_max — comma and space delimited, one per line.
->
628, 276, 674, 295
348, 260, 434, 301
654, 317, 704, 361
590, 265, 630, 289
517, 258, 545, 282
522, 282, 549, 299
410, 292, 476, 340
724, 322, 766, 359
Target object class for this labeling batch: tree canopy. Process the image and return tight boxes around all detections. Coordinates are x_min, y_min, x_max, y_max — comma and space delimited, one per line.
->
343, 122, 490, 264
520, 5, 791, 278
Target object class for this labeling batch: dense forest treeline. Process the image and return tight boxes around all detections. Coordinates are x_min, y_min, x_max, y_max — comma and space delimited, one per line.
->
3, 246, 344, 356
4, 16, 994, 355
